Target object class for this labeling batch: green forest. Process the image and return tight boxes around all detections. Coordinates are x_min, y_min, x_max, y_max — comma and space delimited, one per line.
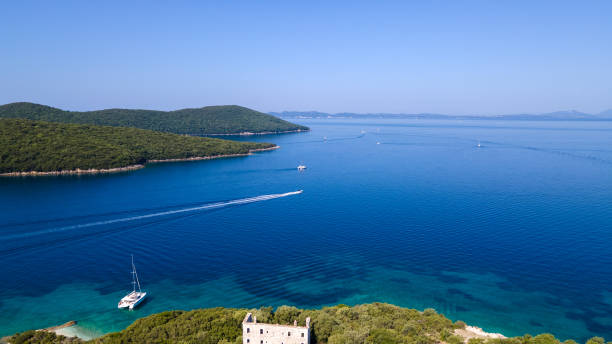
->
0, 102, 308, 135
0, 118, 274, 174
6, 303, 608, 344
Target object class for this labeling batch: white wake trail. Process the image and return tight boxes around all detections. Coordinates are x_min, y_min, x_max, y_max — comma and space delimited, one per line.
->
1, 190, 303, 241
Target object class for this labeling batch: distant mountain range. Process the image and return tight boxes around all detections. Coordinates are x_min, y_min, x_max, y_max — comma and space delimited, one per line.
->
271, 109, 612, 120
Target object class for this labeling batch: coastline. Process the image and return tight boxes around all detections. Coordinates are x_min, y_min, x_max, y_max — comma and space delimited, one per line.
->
203, 128, 308, 136
455, 325, 506, 341
0, 164, 145, 177
42, 321, 77, 334
35, 321, 98, 341
147, 145, 279, 163
30, 311, 507, 342
0, 146, 279, 177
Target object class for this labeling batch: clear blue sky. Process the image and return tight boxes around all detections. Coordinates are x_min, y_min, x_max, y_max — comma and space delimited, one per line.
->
1, 1, 611, 115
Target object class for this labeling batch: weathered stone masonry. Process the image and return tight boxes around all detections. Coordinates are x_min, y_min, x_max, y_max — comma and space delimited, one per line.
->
242, 313, 310, 344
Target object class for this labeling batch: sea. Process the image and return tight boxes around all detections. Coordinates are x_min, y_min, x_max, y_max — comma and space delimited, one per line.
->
0, 118, 611, 341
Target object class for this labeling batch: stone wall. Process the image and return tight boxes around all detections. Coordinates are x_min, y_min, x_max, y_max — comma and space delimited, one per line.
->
242, 313, 310, 344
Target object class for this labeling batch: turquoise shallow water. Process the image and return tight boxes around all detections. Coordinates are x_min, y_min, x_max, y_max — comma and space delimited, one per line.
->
0, 119, 611, 341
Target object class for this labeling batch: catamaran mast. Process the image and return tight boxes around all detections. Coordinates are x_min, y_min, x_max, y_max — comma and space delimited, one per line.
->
131, 254, 142, 293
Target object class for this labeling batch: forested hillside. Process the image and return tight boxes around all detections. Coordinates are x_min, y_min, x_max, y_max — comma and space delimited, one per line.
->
7, 303, 607, 344
0, 118, 274, 174
0, 102, 308, 135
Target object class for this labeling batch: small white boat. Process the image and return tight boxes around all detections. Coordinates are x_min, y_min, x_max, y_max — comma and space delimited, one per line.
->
477, 141, 482, 148
297, 165, 307, 171
118, 255, 146, 310
376, 142, 381, 145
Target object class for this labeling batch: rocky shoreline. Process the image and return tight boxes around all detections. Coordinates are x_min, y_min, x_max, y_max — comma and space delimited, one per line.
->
0, 164, 145, 177
42, 321, 77, 333
148, 145, 279, 163
204, 129, 308, 136
0, 146, 279, 177
20, 311, 508, 342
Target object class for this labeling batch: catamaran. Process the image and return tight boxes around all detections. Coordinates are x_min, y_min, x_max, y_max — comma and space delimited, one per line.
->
118, 255, 146, 310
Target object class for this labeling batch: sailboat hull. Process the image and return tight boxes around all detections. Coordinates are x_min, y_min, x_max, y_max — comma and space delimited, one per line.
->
118, 291, 147, 310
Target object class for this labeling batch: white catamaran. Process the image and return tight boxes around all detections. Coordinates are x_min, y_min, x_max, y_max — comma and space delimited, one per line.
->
118, 255, 146, 310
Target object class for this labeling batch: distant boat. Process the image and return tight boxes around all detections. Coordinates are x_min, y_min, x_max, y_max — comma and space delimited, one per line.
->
376, 142, 381, 145
297, 164, 307, 171
477, 141, 482, 148
118, 255, 146, 310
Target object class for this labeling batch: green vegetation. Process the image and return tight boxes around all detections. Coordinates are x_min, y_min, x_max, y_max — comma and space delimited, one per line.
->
0, 118, 274, 174
93, 308, 245, 344
5, 330, 80, 344
0, 102, 308, 135
6, 303, 608, 344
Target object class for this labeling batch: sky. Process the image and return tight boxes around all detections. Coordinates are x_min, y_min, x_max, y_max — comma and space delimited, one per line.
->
1, 1, 611, 115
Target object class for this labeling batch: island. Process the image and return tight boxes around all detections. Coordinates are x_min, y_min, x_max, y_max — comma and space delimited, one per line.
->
0, 118, 276, 175
4, 303, 605, 344
0, 102, 309, 135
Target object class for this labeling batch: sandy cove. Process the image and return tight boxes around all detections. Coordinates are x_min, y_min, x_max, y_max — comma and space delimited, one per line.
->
41, 321, 77, 333
455, 325, 506, 342
0, 146, 279, 177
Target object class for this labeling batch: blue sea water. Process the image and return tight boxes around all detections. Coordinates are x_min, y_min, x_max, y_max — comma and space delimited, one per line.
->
1, 119, 611, 341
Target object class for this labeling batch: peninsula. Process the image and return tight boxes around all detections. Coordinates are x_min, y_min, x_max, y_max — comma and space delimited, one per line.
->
0, 118, 276, 175
0, 102, 309, 135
